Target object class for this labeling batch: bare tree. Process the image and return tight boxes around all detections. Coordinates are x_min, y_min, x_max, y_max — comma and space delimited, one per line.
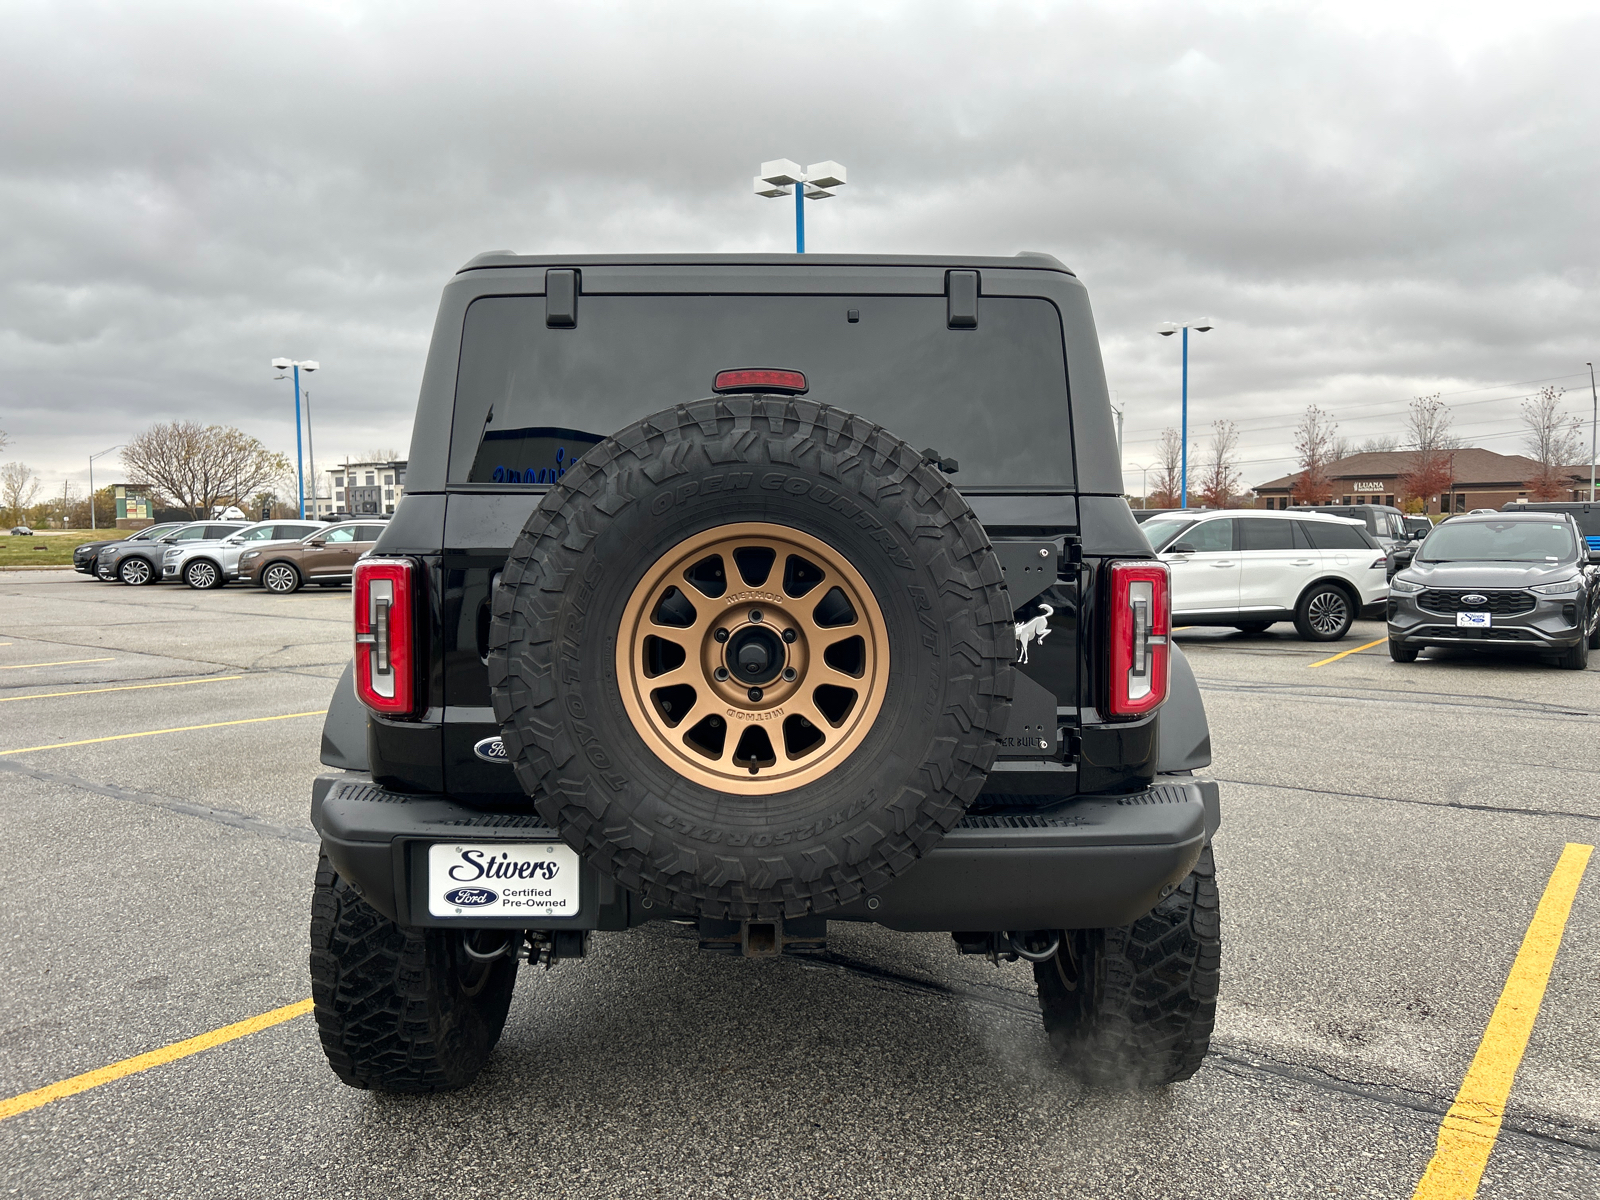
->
1, 462, 41, 524
1397, 394, 1457, 511
361, 447, 401, 463
1291, 406, 1340, 504
122, 422, 292, 521
1149, 428, 1184, 508
1196, 420, 1241, 508
1357, 434, 1401, 453
1521, 385, 1583, 500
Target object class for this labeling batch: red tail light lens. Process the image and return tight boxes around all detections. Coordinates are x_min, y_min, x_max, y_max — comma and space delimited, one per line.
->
712, 368, 808, 394
1106, 561, 1171, 718
354, 557, 417, 715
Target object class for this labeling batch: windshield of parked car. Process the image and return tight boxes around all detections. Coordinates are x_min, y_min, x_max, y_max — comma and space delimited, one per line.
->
1418, 520, 1577, 563
1141, 518, 1196, 552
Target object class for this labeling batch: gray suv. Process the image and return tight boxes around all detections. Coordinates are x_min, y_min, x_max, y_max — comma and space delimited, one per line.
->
1387, 512, 1600, 669
97, 520, 250, 585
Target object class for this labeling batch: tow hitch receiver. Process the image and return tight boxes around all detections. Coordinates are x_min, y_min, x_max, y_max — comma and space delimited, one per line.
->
698, 916, 827, 957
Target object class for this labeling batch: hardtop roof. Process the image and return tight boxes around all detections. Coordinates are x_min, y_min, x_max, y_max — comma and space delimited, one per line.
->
458, 250, 1072, 274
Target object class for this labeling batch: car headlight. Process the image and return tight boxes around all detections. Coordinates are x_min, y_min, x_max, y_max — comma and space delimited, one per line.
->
1530, 577, 1583, 596
241, 551, 259, 561
1390, 577, 1424, 593
163, 549, 181, 560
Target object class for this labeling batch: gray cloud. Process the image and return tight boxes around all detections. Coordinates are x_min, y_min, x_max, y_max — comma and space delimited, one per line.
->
1, 1, 1596, 495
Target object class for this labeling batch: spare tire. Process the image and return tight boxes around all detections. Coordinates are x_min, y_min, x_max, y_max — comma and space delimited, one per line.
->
488, 397, 1015, 920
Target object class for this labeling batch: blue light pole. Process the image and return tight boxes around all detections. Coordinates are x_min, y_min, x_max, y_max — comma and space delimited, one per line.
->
1157, 320, 1214, 508
271, 357, 319, 518
755, 160, 847, 252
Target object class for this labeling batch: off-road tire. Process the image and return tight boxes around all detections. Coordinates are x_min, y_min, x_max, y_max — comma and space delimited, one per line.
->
118, 557, 156, 586
1293, 583, 1354, 642
1233, 622, 1272, 634
184, 559, 223, 589
262, 562, 302, 594
309, 855, 517, 1093
489, 397, 1015, 921
1555, 639, 1589, 671
1034, 846, 1220, 1089
1388, 638, 1419, 663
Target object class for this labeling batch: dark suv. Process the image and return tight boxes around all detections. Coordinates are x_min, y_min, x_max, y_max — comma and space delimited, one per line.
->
309, 253, 1222, 1095
1388, 511, 1600, 668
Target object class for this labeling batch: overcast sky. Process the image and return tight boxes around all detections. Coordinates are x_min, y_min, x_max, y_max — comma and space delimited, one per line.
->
2, 0, 1596, 502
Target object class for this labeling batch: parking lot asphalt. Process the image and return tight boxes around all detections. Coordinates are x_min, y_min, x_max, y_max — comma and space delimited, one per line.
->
1, 569, 1596, 1199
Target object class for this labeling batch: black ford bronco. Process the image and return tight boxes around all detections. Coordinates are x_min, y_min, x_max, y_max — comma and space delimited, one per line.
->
309, 252, 1221, 1092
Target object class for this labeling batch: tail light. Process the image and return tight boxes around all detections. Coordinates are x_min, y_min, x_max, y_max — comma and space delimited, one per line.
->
354, 557, 417, 715
1106, 561, 1171, 718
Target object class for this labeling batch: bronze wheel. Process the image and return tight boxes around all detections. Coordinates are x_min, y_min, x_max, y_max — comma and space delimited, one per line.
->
616, 522, 889, 795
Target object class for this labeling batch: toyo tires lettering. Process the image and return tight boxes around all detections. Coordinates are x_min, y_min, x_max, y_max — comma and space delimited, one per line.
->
657, 800, 866, 845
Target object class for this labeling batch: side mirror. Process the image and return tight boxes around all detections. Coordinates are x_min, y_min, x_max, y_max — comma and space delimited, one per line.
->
308, 537, 327, 547
1168, 542, 1197, 555
1587, 549, 1600, 565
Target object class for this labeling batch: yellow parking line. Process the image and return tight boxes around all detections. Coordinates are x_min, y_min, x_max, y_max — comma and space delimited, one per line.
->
0, 675, 243, 703
0, 710, 327, 756
0, 658, 114, 670
0, 998, 313, 1122
1412, 843, 1593, 1199
1307, 638, 1386, 668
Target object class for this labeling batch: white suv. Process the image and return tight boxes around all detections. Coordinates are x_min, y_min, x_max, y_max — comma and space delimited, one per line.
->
1140, 509, 1389, 641
162, 519, 326, 589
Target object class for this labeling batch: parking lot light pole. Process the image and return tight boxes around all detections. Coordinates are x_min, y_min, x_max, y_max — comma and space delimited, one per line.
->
755, 160, 846, 253
1588, 362, 1597, 501
87, 444, 121, 531
1157, 320, 1214, 508
271, 358, 319, 518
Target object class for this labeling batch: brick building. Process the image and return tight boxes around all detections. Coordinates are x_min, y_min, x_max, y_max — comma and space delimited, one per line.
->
1253, 448, 1594, 514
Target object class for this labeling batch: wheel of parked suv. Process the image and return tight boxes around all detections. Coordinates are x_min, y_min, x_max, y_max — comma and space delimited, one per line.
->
1587, 606, 1600, 652
1293, 583, 1353, 641
1555, 638, 1589, 671
1035, 845, 1220, 1088
1388, 638, 1419, 663
1233, 622, 1272, 635
309, 855, 517, 1093
183, 559, 223, 590
96, 565, 116, 581
489, 398, 1015, 921
118, 557, 155, 586
262, 562, 302, 594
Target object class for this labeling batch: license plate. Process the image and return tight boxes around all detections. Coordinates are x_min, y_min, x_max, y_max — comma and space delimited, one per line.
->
427, 842, 581, 918
1457, 611, 1491, 628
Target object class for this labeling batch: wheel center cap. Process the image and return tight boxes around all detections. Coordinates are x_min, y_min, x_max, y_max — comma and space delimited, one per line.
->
729, 627, 783, 684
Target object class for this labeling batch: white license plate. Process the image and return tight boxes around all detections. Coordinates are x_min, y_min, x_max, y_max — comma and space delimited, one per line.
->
427, 842, 581, 918
1456, 611, 1491, 628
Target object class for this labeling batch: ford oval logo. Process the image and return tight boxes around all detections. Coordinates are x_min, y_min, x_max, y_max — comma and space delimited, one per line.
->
443, 887, 498, 907
1461, 593, 1489, 605
473, 736, 508, 763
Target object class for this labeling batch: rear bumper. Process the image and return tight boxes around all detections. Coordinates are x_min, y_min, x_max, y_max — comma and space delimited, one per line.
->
311, 772, 1220, 934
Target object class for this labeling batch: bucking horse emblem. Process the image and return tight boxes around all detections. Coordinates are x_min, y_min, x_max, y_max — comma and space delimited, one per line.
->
1014, 603, 1054, 664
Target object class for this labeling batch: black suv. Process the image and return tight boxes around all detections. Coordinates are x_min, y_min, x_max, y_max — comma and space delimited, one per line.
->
309, 253, 1222, 1094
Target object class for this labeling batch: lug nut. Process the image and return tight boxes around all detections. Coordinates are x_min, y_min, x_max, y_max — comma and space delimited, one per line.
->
714, 628, 729, 643
748, 687, 763, 702
714, 667, 729, 681
782, 667, 796, 681
749, 609, 763, 623
782, 628, 797, 643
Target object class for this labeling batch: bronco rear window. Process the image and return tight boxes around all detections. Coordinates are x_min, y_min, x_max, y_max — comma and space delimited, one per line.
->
448, 294, 1074, 488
